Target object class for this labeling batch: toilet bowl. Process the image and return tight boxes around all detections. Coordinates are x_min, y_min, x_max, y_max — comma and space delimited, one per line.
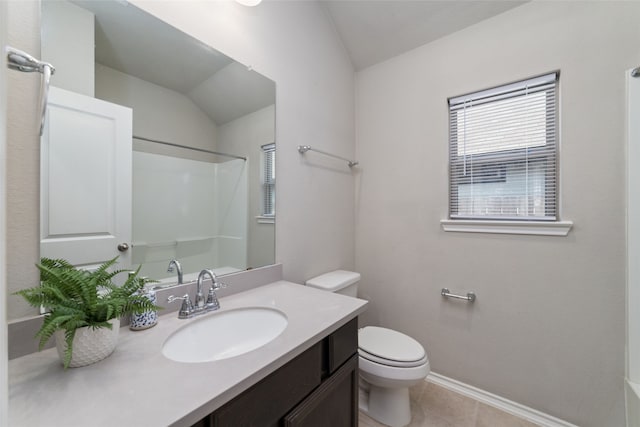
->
305, 271, 429, 427
358, 326, 430, 427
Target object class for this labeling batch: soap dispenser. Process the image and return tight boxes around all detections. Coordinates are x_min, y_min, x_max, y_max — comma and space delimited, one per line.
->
130, 277, 159, 331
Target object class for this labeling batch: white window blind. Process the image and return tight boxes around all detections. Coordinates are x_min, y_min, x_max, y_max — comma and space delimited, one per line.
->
261, 143, 275, 217
448, 72, 558, 221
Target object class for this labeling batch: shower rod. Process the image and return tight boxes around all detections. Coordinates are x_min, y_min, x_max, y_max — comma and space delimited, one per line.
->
134, 135, 246, 161
297, 145, 358, 167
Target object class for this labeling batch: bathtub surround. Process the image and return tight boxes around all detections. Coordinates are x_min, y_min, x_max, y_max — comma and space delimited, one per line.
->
355, 2, 640, 426
131, 152, 248, 279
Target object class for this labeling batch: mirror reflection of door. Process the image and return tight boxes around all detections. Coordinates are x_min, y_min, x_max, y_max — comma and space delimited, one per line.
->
40, 0, 276, 284
41, 87, 132, 268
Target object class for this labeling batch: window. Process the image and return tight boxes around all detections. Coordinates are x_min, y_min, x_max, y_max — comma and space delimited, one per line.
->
261, 143, 275, 218
448, 73, 558, 222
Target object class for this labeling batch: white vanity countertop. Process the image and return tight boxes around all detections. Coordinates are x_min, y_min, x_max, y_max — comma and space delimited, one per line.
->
8, 281, 368, 427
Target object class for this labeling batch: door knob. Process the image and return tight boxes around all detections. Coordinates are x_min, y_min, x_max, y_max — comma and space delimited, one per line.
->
117, 243, 130, 252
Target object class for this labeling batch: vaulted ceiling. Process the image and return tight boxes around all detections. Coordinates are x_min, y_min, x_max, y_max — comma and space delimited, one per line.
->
70, 0, 527, 124
322, 0, 527, 70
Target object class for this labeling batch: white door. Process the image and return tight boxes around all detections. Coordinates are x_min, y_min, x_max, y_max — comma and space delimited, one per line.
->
40, 86, 132, 268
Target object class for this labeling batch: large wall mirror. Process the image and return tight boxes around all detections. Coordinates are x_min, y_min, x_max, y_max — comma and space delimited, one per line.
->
40, 0, 276, 286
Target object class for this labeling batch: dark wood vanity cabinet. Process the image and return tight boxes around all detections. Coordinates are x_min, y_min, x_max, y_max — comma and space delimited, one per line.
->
192, 318, 358, 427
283, 355, 358, 427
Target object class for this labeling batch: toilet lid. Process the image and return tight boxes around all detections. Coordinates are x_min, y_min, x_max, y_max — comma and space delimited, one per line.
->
358, 326, 425, 363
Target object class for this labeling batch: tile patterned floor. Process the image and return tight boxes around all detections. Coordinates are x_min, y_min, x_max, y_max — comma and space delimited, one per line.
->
359, 381, 541, 427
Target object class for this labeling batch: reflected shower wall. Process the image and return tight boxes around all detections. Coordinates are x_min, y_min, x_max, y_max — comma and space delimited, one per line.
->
132, 152, 247, 281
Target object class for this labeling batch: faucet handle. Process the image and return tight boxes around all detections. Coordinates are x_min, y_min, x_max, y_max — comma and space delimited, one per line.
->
212, 281, 227, 290
205, 286, 221, 311
167, 294, 194, 319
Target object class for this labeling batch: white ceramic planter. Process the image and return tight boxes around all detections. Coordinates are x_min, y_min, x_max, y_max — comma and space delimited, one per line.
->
54, 319, 120, 368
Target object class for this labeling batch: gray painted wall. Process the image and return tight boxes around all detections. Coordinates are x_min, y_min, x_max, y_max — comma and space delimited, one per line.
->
95, 63, 220, 159
6, 1, 40, 321
1, 0, 9, 423
354, 2, 640, 426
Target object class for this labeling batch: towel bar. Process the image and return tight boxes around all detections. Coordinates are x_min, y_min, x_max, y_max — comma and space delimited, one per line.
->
441, 288, 476, 302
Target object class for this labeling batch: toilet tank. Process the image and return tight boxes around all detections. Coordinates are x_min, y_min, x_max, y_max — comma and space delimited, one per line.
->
305, 270, 360, 297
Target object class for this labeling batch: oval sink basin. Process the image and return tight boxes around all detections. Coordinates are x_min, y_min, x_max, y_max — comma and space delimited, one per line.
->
162, 307, 288, 363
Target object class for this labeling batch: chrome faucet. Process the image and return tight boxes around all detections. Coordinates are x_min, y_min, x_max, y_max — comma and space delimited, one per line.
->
167, 269, 225, 319
167, 259, 183, 285
198, 269, 222, 312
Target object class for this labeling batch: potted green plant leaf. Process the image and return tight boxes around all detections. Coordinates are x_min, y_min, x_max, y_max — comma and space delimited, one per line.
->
15, 257, 160, 369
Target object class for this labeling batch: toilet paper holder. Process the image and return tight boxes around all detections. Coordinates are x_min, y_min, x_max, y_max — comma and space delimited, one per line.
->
441, 288, 476, 302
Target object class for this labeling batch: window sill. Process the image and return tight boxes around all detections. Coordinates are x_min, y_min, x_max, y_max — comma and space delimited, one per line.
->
256, 215, 275, 224
440, 219, 573, 236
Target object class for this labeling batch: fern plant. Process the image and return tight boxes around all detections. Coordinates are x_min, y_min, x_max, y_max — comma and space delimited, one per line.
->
15, 257, 160, 369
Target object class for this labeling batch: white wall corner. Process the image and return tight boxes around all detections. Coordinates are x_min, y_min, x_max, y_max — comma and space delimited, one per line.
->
626, 380, 640, 427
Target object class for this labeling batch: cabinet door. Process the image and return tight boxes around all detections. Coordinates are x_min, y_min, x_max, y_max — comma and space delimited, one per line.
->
325, 318, 358, 376
40, 86, 132, 267
284, 354, 358, 427
212, 343, 322, 427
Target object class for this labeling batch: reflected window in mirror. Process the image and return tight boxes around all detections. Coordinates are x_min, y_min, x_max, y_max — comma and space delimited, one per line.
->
261, 143, 276, 221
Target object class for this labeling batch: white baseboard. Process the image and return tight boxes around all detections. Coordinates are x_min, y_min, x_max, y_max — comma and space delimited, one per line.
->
627, 380, 640, 427
427, 372, 579, 427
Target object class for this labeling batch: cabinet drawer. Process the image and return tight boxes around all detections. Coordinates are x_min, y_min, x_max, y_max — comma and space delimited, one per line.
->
284, 354, 359, 427
324, 317, 358, 376
211, 342, 322, 427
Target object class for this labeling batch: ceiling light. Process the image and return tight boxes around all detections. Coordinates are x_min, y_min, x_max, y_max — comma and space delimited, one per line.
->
235, 0, 262, 6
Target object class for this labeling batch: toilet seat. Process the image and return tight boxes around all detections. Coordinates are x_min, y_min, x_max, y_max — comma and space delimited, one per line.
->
358, 326, 426, 367
359, 348, 428, 368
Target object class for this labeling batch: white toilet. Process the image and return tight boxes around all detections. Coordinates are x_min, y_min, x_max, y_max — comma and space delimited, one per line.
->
305, 270, 430, 427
